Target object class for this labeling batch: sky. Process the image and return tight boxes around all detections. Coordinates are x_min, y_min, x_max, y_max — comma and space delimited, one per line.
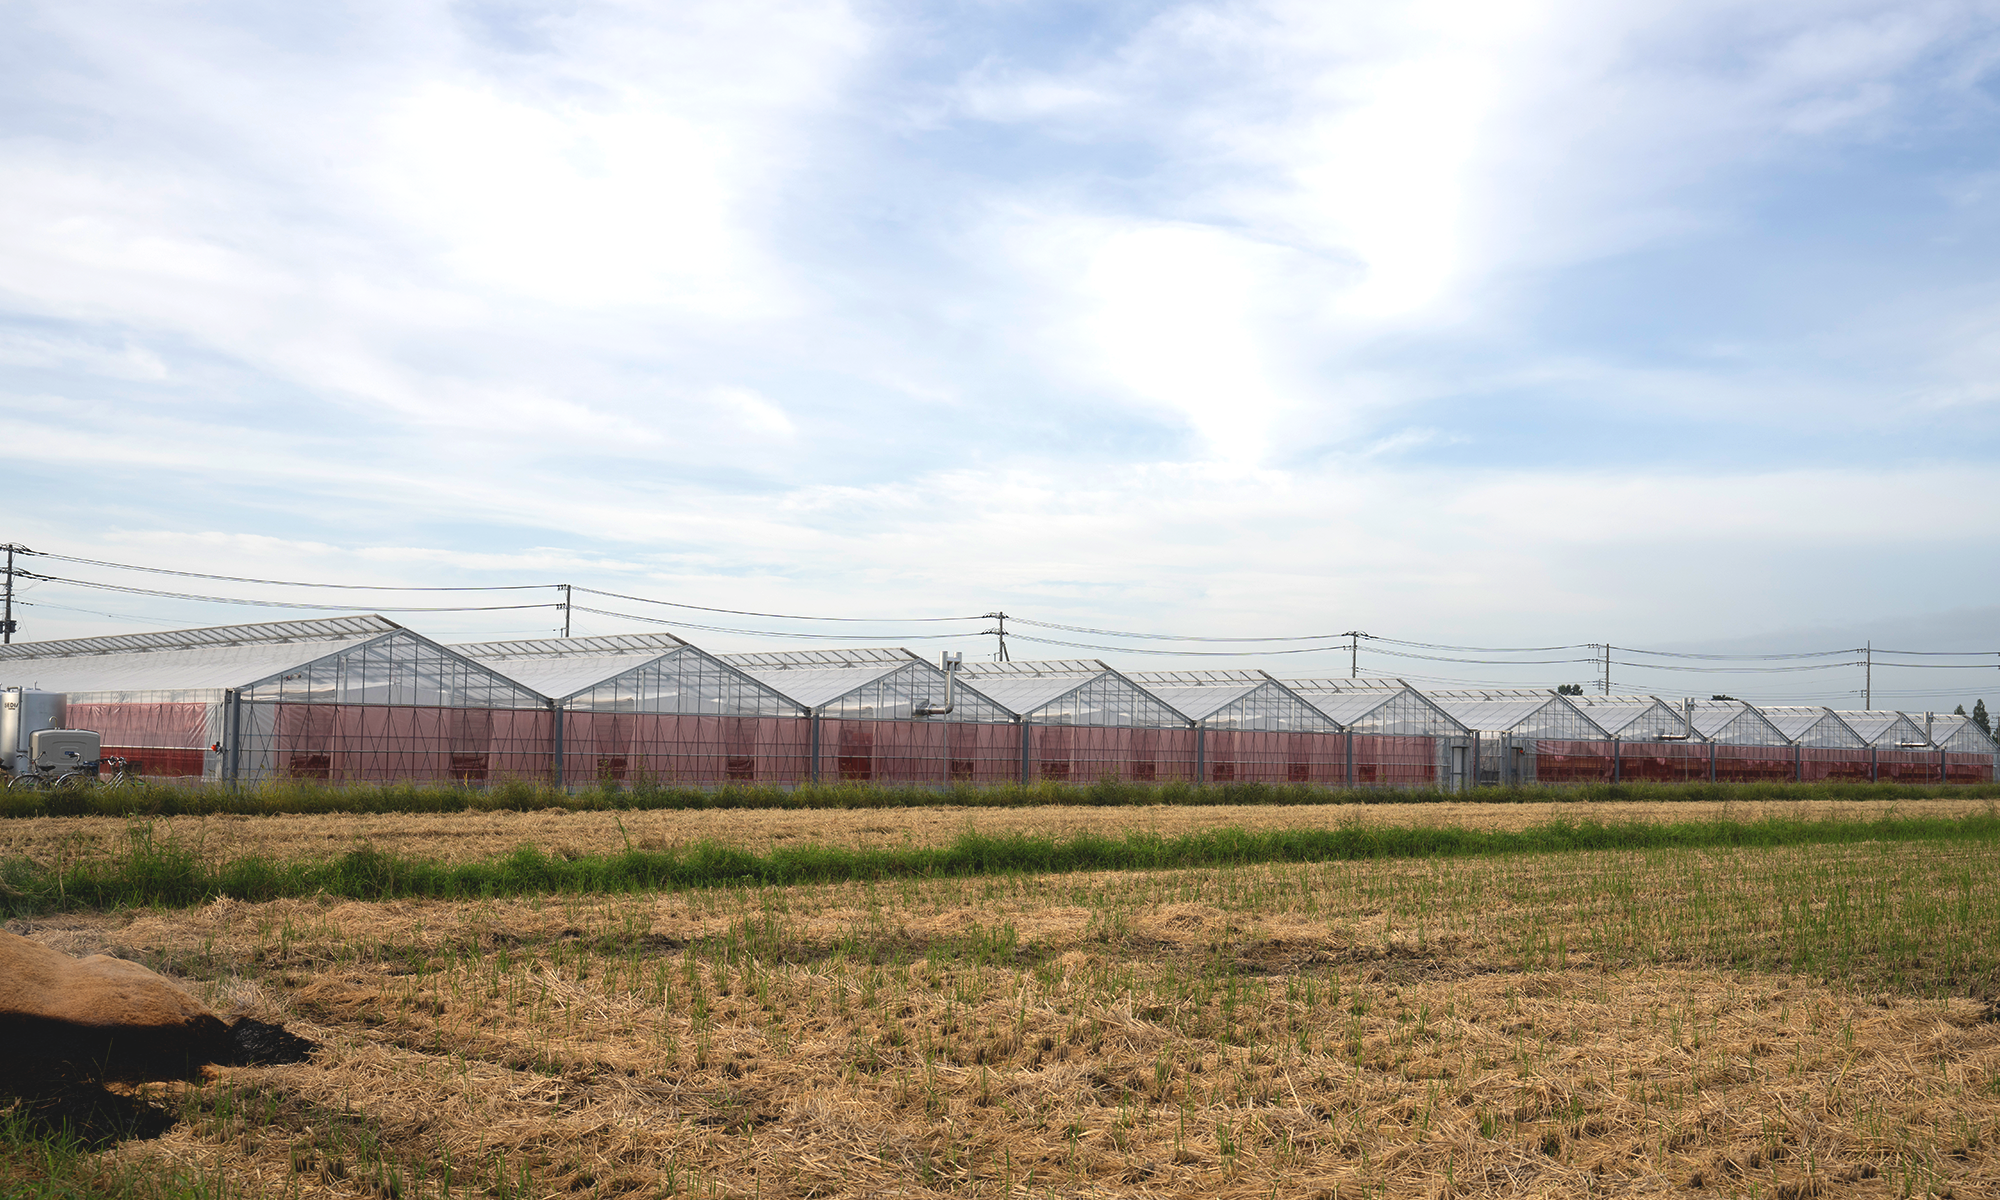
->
2, 0, 1999, 710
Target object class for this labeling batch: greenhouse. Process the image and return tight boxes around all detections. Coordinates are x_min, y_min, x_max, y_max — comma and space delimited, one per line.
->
1758, 706, 1872, 781
1835, 709, 1936, 781
1424, 690, 1615, 785
718, 649, 1020, 784
4, 611, 1992, 791
3, 617, 552, 783
1125, 671, 1343, 784
1687, 700, 1798, 782
1564, 694, 1708, 781
1282, 678, 1475, 790
456, 633, 810, 786
959, 660, 1196, 783
1925, 714, 1998, 782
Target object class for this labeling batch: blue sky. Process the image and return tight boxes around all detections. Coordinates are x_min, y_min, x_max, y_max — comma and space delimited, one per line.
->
3, 0, 1998, 709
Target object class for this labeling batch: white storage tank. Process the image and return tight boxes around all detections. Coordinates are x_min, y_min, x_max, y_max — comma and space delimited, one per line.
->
2, 687, 67, 775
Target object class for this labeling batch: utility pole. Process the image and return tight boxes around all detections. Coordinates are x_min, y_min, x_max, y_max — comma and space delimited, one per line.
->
0, 543, 27, 645
1343, 630, 1366, 678
1864, 641, 1871, 709
560, 584, 571, 638
1602, 643, 1611, 696
982, 612, 1010, 662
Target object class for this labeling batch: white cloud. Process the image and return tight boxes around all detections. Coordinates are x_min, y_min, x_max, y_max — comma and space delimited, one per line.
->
3, 0, 2000, 671
710, 386, 798, 437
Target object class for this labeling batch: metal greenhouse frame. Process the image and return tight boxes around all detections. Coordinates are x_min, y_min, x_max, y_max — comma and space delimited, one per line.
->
1836, 711, 1942, 782
458, 633, 810, 786
1564, 694, 1708, 782
959, 660, 1196, 784
1283, 678, 1474, 790
1926, 714, 1998, 782
10, 617, 553, 784
720, 649, 1021, 785
1424, 690, 1616, 785
1687, 701, 1797, 782
1757, 706, 1872, 781
1126, 671, 1344, 784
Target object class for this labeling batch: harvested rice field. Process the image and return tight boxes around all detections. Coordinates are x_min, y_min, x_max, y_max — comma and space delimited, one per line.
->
1, 796, 1992, 866
6, 818, 2000, 1199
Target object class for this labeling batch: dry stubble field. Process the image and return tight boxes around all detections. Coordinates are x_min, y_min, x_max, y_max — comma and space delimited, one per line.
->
5, 803, 2000, 1200
0, 796, 1991, 866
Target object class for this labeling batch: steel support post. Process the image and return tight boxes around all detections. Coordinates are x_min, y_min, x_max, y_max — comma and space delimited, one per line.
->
1019, 721, 1031, 786
810, 713, 821, 785
224, 689, 242, 788
551, 704, 565, 789
1345, 731, 1354, 788
1195, 726, 1205, 784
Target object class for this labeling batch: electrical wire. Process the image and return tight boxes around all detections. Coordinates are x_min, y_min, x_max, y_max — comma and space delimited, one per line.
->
1005, 633, 1353, 657
7, 550, 1997, 690
28, 572, 560, 614
1364, 646, 1602, 666
1611, 646, 1860, 660
1009, 617, 1355, 643
570, 586, 980, 624
16, 598, 200, 627
567, 605, 971, 641
1368, 636, 1593, 653
1607, 659, 1860, 674
34, 551, 555, 591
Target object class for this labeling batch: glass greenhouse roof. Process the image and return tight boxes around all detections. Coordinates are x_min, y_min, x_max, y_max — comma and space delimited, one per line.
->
1687, 700, 1792, 746
1758, 706, 1867, 749
1564, 695, 1699, 741
1927, 714, 1997, 753
1125, 670, 1263, 722
458, 632, 698, 699
960, 660, 1190, 727
0, 616, 404, 695
1283, 679, 1437, 732
1127, 671, 1337, 732
0, 615, 402, 660
719, 648, 1014, 721
720, 648, 927, 709
1834, 710, 1931, 747
1, 616, 545, 710
1423, 690, 1612, 739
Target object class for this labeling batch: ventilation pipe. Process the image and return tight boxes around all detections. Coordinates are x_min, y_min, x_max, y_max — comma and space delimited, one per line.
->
914, 653, 963, 717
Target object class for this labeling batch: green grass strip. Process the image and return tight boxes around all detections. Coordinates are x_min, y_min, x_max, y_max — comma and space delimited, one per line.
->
5, 812, 1998, 913
4, 776, 1998, 818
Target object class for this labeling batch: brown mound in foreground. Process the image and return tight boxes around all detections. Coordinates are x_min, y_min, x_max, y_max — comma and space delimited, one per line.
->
0, 930, 314, 1084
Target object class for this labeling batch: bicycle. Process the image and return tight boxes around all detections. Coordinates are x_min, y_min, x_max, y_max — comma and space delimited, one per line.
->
5, 755, 133, 791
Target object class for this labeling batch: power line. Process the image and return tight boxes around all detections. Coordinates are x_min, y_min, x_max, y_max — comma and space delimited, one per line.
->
1370, 636, 1592, 653
568, 586, 979, 624
1607, 659, 1861, 674
1366, 646, 1601, 667
16, 598, 202, 627
9, 546, 1998, 686
567, 605, 972, 641
1612, 645, 1859, 660
1006, 632, 1354, 657
27, 572, 561, 614
35, 551, 555, 590
1010, 617, 1352, 643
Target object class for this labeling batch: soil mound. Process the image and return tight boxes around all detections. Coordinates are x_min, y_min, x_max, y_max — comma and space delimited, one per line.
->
0, 931, 314, 1083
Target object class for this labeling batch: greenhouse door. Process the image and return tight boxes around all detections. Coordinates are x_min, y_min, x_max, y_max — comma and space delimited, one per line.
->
1451, 744, 1467, 793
